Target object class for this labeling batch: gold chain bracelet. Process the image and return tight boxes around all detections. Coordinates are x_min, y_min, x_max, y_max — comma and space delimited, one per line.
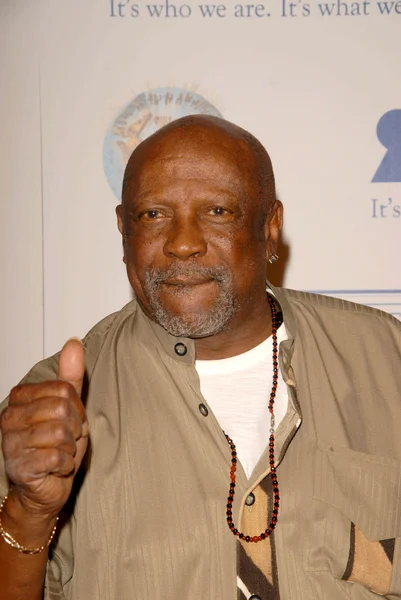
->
0, 494, 59, 555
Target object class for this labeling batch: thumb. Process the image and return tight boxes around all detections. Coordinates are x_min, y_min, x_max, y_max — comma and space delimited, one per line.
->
58, 338, 85, 400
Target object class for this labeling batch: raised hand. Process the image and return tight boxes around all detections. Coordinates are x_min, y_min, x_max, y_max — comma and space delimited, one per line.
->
0, 338, 88, 519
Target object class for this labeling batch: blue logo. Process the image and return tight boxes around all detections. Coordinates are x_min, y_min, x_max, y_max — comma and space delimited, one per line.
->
103, 87, 223, 199
372, 109, 401, 183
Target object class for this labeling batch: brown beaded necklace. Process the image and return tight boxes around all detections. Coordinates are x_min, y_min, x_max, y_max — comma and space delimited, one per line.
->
225, 294, 279, 543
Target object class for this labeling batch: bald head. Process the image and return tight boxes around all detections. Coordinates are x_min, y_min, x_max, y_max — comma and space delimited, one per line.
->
121, 114, 276, 214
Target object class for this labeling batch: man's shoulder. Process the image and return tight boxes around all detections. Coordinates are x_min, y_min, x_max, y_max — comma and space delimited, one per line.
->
7, 300, 139, 392
82, 299, 138, 348
277, 287, 401, 334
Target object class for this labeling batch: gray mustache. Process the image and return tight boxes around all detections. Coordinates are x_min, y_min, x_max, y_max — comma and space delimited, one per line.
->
145, 263, 231, 285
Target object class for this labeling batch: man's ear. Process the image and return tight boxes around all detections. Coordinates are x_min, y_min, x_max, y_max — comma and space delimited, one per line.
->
264, 200, 283, 260
116, 204, 124, 234
116, 204, 126, 264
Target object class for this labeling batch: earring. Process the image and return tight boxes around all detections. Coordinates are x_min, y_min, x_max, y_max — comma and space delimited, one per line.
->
269, 254, 279, 264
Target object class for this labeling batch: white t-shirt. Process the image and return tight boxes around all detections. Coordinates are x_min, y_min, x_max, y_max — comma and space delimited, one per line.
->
195, 324, 288, 479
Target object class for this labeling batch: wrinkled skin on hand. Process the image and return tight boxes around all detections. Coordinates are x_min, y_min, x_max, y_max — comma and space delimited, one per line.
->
0, 339, 88, 518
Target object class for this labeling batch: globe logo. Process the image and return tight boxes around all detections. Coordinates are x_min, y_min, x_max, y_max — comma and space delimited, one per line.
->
103, 87, 223, 199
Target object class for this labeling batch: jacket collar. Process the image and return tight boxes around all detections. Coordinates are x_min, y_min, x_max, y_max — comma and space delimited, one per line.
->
135, 280, 297, 367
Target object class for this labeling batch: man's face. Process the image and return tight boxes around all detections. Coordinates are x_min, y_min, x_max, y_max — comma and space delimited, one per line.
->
117, 130, 280, 338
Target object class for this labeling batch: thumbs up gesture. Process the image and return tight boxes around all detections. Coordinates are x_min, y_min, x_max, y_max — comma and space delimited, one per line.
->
0, 339, 88, 519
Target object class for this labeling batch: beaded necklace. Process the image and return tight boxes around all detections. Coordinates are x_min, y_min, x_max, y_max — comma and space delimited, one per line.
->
224, 294, 279, 543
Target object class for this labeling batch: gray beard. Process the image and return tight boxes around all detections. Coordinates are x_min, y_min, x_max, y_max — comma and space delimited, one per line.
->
143, 263, 239, 338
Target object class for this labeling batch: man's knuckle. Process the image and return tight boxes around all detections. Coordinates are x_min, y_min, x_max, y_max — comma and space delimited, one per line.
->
1, 432, 14, 457
53, 397, 71, 420
9, 384, 24, 402
53, 422, 68, 442
55, 380, 75, 398
48, 448, 61, 469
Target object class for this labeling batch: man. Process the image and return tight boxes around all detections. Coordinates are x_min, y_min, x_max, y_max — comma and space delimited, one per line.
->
0, 115, 400, 600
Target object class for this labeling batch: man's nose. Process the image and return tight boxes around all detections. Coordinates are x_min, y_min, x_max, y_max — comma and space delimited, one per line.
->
163, 216, 207, 260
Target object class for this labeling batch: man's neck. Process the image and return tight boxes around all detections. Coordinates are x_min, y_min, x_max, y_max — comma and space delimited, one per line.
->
194, 302, 273, 360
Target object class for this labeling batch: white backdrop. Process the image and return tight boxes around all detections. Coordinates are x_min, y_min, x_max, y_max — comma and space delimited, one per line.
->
1, 0, 400, 399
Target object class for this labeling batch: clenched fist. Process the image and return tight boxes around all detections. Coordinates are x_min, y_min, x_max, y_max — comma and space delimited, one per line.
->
0, 338, 88, 519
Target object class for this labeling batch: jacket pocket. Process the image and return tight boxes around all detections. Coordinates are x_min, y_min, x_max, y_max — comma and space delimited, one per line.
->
307, 444, 401, 597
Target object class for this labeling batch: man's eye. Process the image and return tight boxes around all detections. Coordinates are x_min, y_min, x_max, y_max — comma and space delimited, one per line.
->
209, 207, 228, 216
207, 206, 235, 221
140, 209, 161, 220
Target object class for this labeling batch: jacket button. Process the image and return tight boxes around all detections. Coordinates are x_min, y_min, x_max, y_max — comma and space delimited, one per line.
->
249, 596, 261, 600
174, 342, 187, 356
245, 492, 255, 506
198, 403, 209, 417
